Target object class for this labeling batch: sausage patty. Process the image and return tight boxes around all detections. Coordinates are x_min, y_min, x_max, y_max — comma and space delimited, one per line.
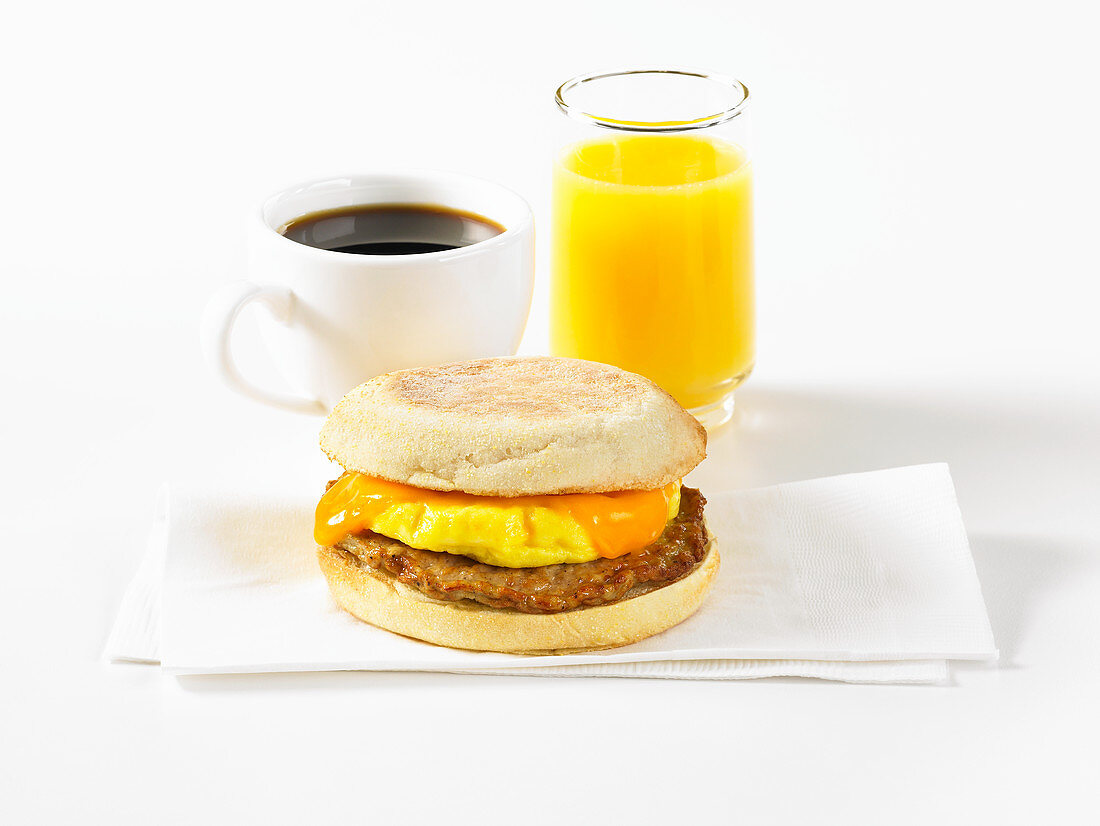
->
330, 487, 710, 614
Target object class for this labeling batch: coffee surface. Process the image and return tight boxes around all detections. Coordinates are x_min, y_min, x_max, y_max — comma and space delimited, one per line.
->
281, 204, 504, 255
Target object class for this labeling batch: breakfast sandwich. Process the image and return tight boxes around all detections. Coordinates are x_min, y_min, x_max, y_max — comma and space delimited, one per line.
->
314, 356, 717, 653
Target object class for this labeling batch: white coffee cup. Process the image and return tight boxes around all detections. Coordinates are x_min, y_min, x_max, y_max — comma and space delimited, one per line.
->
201, 171, 535, 414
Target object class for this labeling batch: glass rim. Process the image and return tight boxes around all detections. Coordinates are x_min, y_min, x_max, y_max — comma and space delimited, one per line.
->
554, 67, 750, 133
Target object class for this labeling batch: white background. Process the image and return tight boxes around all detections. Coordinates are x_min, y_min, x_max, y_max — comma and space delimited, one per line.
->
2, 0, 1099, 822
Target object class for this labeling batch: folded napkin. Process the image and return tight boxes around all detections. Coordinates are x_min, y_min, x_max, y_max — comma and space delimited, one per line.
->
106, 464, 997, 683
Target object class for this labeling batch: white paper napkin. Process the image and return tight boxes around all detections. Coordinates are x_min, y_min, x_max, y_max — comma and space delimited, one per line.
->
106, 464, 997, 683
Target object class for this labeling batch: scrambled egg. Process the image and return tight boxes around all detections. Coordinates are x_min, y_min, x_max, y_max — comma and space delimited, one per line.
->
369, 487, 680, 567
316, 473, 681, 568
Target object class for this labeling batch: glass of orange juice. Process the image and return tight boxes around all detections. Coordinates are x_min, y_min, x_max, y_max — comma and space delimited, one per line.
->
551, 68, 753, 428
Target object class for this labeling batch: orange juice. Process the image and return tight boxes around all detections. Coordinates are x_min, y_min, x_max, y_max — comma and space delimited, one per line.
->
551, 133, 754, 413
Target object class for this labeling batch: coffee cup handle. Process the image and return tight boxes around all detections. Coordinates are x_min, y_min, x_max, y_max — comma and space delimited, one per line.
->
200, 281, 327, 415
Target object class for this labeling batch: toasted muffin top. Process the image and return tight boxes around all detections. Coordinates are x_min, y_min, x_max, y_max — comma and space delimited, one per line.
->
320, 357, 706, 496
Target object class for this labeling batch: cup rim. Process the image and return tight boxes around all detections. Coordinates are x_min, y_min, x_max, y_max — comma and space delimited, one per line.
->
256, 169, 534, 265
555, 67, 750, 133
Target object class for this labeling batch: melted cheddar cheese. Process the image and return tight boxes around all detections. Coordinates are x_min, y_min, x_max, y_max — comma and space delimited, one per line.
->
314, 471, 680, 568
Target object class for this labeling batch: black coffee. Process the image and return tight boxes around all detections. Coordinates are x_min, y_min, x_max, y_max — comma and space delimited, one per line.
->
280, 203, 505, 255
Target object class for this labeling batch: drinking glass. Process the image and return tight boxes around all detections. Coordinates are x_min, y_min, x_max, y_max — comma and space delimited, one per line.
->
551, 68, 753, 428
